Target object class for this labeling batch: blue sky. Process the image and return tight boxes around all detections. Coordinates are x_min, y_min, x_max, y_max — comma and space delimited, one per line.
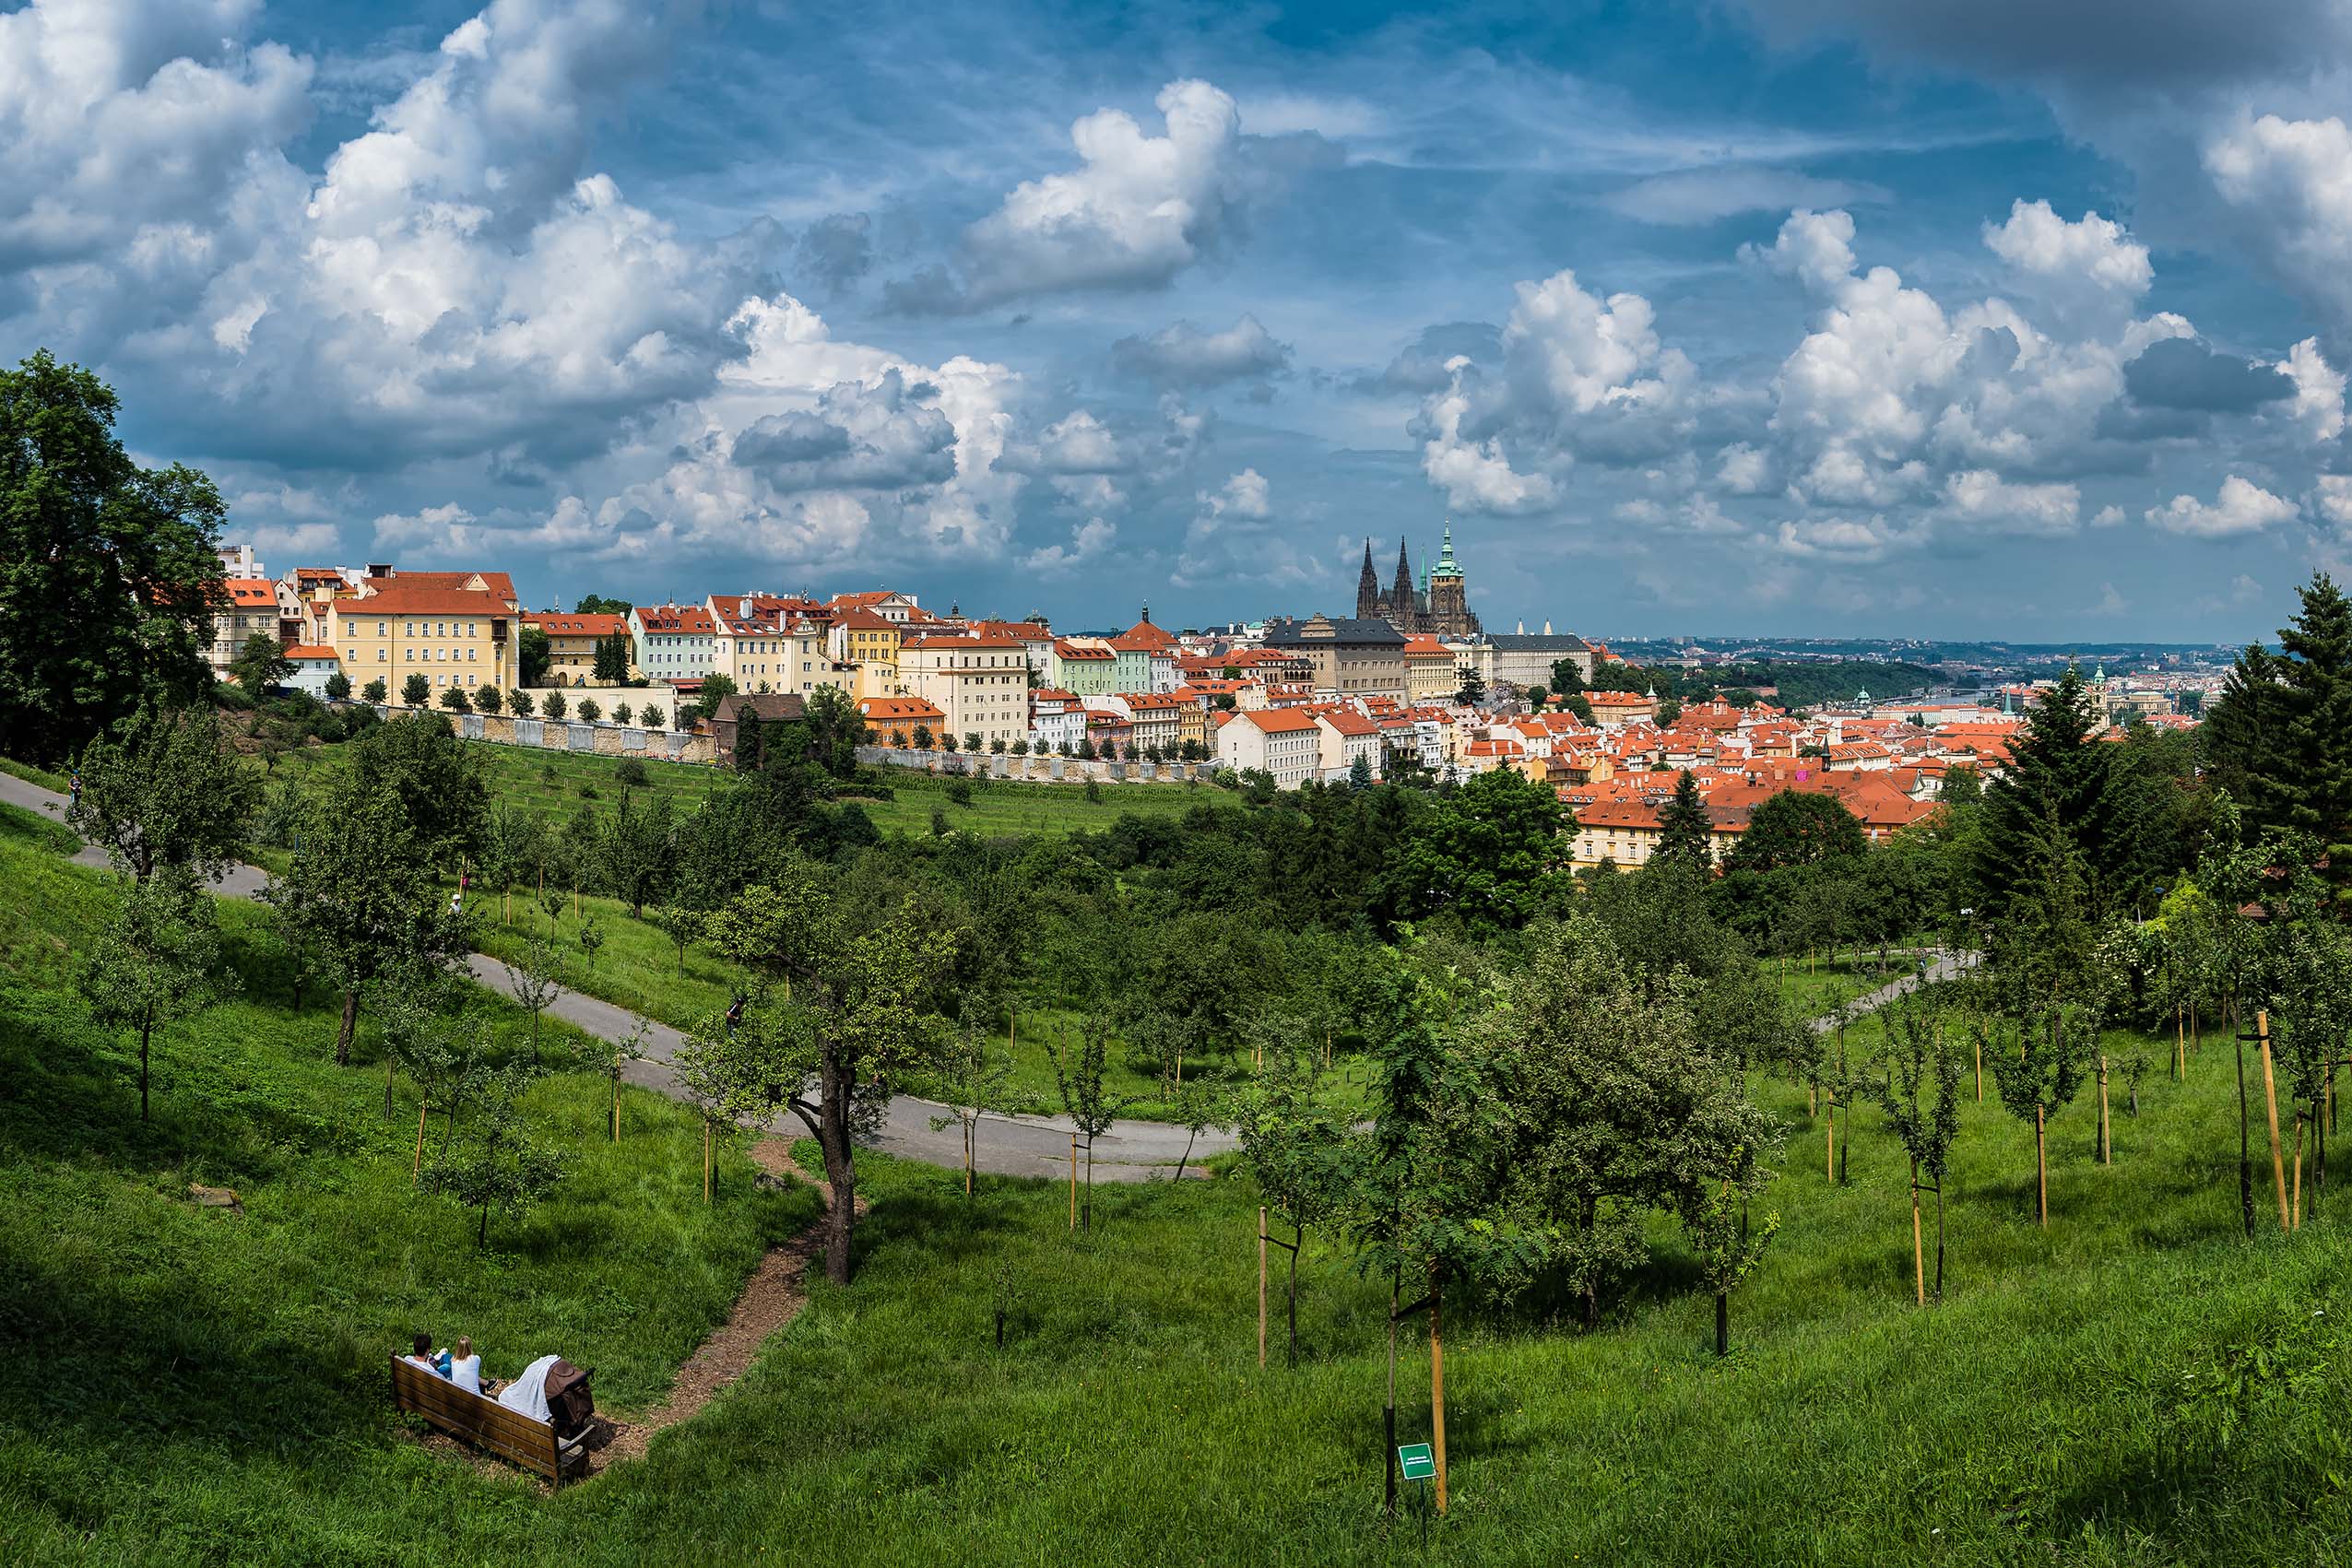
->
10, 0, 2352, 639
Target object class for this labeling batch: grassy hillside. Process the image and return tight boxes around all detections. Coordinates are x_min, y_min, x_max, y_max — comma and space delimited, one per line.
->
7, 784, 2348, 1564
0, 808, 819, 1565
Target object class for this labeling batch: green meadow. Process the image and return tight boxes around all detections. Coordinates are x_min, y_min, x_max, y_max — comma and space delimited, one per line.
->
6, 801, 2349, 1565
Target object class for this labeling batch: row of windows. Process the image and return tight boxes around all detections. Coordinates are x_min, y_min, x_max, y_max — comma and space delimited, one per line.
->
355, 619, 484, 638
372, 646, 479, 663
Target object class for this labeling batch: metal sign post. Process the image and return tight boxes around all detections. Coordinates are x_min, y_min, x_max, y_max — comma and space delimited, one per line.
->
1398, 1444, 1436, 1549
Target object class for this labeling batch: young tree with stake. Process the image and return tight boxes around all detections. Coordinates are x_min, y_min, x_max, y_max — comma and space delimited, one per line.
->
1235, 1043, 1350, 1367
1046, 1013, 1134, 1232
421, 1063, 568, 1247
928, 998, 1013, 1198
1342, 946, 1535, 1518
1873, 999, 1965, 1302
77, 873, 234, 1122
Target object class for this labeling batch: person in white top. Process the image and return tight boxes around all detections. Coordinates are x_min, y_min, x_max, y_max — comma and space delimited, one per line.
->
448, 1335, 483, 1395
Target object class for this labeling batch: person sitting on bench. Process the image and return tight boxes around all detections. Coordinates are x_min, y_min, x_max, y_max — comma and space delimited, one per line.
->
404, 1332, 450, 1378
449, 1336, 484, 1394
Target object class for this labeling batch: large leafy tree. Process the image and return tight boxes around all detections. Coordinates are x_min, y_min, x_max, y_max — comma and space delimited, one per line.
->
341, 713, 490, 873
1386, 767, 1574, 935
1496, 916, 1778, 1332
681, 861, 960, 1283
517, 626, 552, 687
70, 703, 257, 886
0, 352, 228, 762
1722, 789, 1866, 874
803, 683, 869, 777
266, 778, 471, 1066
230, 633, 295, 701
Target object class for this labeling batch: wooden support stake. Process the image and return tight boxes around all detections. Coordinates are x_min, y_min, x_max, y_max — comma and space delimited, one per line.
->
2175, 1008, 2185, 1082
1258, 1207, 1268, 1369
1429, 1270, 1448, 1515
2035, 1103, 2048, 1227
1825, 1091, 1836, 1182
413, 1099, 429, 1183
1910, 1156, 1925, 1307
1070, 1133, 1078, 1230
703, 1120, 713, 1204
1975, 1035, 1983, 1102
2291, 1114, 2305, 1230
2261, 1012, 2289, 1232
2098, 1055, 2111, 1166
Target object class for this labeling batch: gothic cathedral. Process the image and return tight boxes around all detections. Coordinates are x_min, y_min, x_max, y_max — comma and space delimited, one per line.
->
1355, 526, 1481, 638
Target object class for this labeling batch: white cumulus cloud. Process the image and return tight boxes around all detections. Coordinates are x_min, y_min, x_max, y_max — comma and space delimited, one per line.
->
2144, 474, 2298, 537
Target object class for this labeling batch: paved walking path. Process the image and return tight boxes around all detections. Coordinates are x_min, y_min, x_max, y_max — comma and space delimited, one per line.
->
4, 771, 1971, 1180
1807, 949, 1978, 1034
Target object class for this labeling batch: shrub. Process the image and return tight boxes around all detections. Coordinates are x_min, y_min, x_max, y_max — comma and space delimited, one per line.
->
577, 697, 602, 723
611, 702, 632, 727
438, 686, 471, 713
508, 689, 534, 716
639, 704, 666, 729
324, 671, 351, 701
361, 678, 387, 704
473, 684, 503, 715
945, 778, 974, 808
402, 673, 429, 706
615, 757, 649, 787
542, 690, 569, 720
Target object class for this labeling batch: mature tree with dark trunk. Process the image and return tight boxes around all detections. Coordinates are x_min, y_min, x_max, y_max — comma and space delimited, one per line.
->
0, 351, 228, 763
685, 862, 959, 1283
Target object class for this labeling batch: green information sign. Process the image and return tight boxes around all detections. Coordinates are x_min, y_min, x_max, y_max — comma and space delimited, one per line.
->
1398, 1443, 1436, 1481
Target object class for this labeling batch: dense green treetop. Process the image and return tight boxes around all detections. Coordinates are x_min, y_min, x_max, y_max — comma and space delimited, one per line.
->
0, 351, 227, 761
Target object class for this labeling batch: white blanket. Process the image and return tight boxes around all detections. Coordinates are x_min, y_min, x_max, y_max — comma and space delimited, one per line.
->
496, 1353, 560, 1423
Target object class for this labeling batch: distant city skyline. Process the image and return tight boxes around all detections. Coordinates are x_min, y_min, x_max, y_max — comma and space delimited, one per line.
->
10, 0, 2352, 640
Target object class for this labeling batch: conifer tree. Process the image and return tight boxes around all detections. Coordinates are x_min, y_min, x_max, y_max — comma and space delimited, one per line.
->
2274, 573, 2352, 900
1652, 770, 1714, 871
1979, 664, 2111, 918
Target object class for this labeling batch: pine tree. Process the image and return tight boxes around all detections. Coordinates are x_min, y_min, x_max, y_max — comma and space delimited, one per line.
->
1979, 664, 2111, 917
2202, 643, 2286, 831
1652, 770, 1714, 870
2275, 573, 2352, 900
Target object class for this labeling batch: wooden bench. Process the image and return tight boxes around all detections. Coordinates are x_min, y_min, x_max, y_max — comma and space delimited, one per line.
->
388, 1355, 587, 1487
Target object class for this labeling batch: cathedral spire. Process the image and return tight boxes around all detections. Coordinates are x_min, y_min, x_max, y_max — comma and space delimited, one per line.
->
1356, 537, 1380, 620
1392, 536, 1416, 629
